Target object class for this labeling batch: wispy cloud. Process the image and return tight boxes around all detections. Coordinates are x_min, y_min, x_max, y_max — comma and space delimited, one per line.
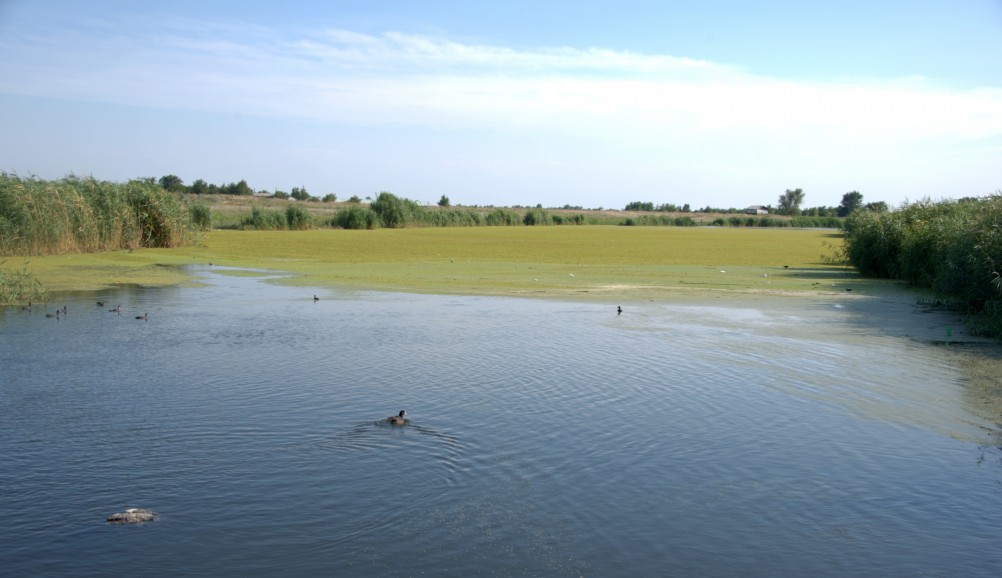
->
1, 14, 1000, 203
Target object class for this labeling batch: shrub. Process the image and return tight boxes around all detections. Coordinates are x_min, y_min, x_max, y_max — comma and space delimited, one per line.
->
189, 201, 212, 230
523, 208, 552, 226
285, 204, 313, 230
331, 206, 377, 230
241, 206, 286, 230
484, 208, 521, 226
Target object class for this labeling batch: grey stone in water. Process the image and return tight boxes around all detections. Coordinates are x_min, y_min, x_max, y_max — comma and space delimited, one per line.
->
107, 508, 157, 524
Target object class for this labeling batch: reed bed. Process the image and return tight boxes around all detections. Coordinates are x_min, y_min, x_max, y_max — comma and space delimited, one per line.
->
0, 173, 201, 256
842, 196, 1002, 335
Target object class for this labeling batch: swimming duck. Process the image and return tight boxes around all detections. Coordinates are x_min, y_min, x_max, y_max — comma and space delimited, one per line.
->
109, 305, 122, 314
313, 294, 319, 302
136, 313, 148, 321
617, 306, 622, 315
388, 410, 406, 425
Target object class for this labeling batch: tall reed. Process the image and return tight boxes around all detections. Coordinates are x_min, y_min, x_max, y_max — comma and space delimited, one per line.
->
0, 173, 198, 255
0, 260, 47, 305
842, 196, 1002, 335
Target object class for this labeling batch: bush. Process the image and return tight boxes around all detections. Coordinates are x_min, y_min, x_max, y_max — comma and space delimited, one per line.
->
484, 208, 522, 226
331, 206, 377, 230
371, 191, 424, 228
285, 204, 312, 230
240, 206, 286, 230
523, 208, 552, 226
189, 201, 212, 230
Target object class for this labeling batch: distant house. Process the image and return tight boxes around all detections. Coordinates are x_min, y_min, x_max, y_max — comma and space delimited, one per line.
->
745, 205, 768, 215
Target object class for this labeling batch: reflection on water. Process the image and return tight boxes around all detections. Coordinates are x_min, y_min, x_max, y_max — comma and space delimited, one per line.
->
1, 268, 1001, 577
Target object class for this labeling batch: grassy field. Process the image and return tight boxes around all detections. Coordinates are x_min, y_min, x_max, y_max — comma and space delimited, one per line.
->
13, 226, 893, 301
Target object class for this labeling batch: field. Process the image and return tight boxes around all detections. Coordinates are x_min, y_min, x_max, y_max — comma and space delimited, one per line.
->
15, 226, 888, 300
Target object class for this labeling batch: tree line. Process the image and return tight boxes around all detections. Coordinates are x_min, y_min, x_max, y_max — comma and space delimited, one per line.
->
625, 189, 889, 218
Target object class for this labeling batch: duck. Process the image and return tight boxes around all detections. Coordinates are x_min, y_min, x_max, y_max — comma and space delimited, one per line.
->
388, 410, 406, 425
313, 294, 319, 302
617, 306, 622, 315
136, 313, 148, 321
96, 301, 105, 307
109, 305, 122, 314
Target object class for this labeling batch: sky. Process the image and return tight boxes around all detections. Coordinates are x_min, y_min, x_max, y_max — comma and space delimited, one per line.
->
1, 0, 1000, 210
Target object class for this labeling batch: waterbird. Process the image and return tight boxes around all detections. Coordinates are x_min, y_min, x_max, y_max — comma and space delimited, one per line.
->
617, 306, 622, 315
136, 313, 148, 321
388, 410, 406, 425
109, 305, 122, 314
313, 294, 319, 302
96, 301, 105, 307
45, 311, 59, 319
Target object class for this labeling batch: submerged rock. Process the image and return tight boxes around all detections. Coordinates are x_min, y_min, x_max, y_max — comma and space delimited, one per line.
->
107, 508, 157, 524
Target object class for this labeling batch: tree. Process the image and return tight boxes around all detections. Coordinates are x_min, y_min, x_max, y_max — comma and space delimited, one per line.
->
438, 194, 450, 207
222, 180, 252, 196
370, 191, 417, 228
291, 186, 311, 201
838, 191, 864, 217
865, 201, 888, 213
777, 188, 805, 216
322, 193, 337, 203
158, 174, 184, 192
190, 179, 209, 195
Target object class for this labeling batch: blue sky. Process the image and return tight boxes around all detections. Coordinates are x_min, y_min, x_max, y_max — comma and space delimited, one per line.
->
1, 0, 1000, 210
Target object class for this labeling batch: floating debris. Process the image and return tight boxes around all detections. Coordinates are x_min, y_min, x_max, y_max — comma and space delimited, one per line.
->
107, 508, 157, 524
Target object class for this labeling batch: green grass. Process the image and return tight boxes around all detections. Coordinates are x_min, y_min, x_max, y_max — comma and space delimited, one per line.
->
15, 226, 881, 302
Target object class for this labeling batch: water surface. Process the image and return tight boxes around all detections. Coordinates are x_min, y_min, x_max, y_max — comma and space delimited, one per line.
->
2, 268, 1000, 576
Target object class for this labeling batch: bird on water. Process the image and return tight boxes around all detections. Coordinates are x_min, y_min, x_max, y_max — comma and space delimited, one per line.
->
389, 410, 406, 425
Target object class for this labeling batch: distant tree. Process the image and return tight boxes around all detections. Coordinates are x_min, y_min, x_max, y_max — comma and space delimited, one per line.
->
222, 180, 253, 196
158, 174, 184, 192
348, 195, 361, 203
190, 179, 209, 195
865, 201, 888, 213
682, 203, 691, 213
290, 186, 311, 201
624, 201, 655, 211
322, 193, 337, 203
838, 191, 864, 217
273, 190, 290, 200
777, 188, 805, 216
438, 195, 450, 207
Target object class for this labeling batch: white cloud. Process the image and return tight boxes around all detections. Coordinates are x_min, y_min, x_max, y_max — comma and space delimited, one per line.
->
1, 18, 999, 205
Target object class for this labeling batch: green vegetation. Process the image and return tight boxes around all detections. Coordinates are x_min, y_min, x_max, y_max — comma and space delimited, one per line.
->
0, 173, 202, 255
842, 195, 1002, 335
0, 261, 47, 305
20, 227, 856, 301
